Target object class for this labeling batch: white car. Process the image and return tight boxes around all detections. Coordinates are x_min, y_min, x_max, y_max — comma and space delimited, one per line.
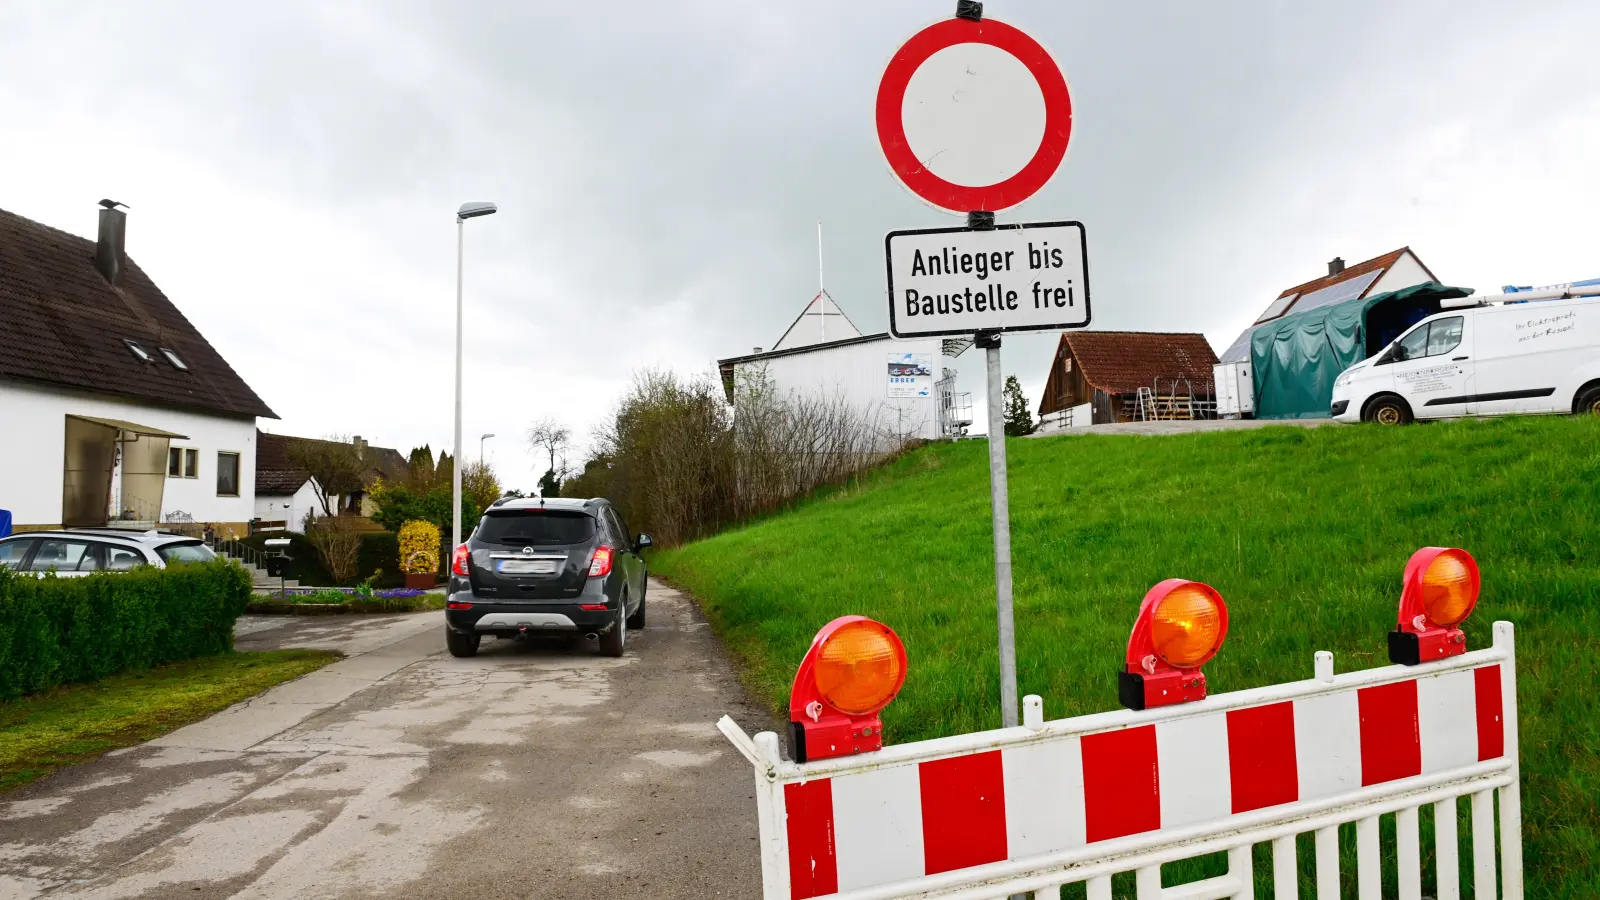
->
0, 529, 216, 576
1332, 293, 1600, 425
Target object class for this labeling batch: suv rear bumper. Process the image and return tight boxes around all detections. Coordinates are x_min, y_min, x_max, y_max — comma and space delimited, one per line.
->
444, 588, 618, 635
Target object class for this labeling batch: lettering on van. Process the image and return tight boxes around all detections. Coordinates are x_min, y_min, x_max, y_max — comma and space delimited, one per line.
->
1396, 364, 1458, 394
1515, 310, 1578, 344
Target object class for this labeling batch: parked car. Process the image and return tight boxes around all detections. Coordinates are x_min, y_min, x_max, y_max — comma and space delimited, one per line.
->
444, 497, 652, 659
1332, 293, 1600, 424
0, 529, 217, 576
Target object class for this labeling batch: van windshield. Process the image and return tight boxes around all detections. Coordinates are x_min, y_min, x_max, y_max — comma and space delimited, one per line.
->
476, 511, 595, 546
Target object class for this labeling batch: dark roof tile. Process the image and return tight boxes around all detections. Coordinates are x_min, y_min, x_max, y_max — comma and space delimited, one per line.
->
0, 206, 274, 418
1057, 331, 1219, 396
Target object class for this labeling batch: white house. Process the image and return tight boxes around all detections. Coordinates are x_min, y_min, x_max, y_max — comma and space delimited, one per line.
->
718, 290, 972, 443
0, 201, 276, 535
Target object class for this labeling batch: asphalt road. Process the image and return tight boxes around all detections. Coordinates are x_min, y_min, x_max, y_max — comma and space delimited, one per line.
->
0, 580, 771, 899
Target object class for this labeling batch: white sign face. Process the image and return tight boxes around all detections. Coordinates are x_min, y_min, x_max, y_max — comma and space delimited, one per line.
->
886, 352, 934, 398
886, 221, 1090, 338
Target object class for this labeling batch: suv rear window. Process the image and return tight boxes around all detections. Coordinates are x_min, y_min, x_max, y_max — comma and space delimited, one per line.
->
476, 511, 596, 546
156, 541, 215, 564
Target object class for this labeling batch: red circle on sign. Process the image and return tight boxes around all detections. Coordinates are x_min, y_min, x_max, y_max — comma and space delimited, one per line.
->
876, 17, 1073, 213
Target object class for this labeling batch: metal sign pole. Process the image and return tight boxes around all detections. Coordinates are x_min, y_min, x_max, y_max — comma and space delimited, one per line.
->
969, 208, 1018, 729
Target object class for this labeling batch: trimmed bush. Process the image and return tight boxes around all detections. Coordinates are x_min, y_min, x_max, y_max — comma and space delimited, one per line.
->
356, 532, 401, 587
0, 560, 252, 702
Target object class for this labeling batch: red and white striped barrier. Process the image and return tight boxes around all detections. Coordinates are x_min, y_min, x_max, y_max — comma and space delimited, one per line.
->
720, 623, 1523, 900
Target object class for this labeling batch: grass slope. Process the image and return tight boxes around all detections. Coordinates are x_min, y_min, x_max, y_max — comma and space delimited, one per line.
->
653, 416, 1600, 897
0, 650, 337, 791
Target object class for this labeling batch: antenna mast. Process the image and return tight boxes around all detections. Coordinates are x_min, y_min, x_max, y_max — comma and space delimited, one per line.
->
817, 218, 826, 342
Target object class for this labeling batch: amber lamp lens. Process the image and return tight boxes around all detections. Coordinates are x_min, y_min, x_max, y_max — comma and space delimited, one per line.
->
1421, 551, 1477, 626
1152, 584, 1225, 668
815, 621, 906, 716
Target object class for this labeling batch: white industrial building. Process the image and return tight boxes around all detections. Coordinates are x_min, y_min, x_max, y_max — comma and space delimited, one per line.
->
718, 290, 972, 443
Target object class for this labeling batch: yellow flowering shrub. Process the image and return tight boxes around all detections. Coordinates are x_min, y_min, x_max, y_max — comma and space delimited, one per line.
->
398, 520, 441, 575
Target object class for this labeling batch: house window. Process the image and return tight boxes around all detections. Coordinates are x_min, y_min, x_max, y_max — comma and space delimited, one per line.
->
217, 452, 240, 496
168, 448, 200, 478
124, 339, 152, 363
159, 348, 189, 371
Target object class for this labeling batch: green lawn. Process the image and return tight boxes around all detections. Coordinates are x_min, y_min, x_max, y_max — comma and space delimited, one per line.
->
652, 415, 1600, 898
0, 650, 337, 791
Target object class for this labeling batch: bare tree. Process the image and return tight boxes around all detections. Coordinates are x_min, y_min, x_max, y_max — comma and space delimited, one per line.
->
286, 434, 365, 517
527, 418, 571, 478
307, 516, 363, 584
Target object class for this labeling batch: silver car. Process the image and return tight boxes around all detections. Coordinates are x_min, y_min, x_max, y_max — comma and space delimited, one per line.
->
0, 529, 217, 576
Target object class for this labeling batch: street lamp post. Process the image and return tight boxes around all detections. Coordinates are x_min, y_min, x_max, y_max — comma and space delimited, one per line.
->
454, 202, 498, 553
480, 433, 495, 464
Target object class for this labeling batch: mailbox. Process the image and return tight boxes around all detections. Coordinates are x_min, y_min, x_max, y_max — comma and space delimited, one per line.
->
264, 538, 294, 580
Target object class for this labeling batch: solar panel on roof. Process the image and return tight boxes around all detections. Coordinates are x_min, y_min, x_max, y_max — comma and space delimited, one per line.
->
1219, 328, 1254, 363
1287, 269, 1382, 315
1253, 293, 1299, 324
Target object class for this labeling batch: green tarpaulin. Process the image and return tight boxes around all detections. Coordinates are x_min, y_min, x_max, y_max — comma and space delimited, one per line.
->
1251, 282, 1473, 420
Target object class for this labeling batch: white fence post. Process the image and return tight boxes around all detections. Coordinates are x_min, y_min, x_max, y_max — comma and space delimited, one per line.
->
752, 731, 789, 900
1472, 789, 1497, 899
1356, 815, 1380, 900
1227, 845, 1255, 900
1314, 825, 1339, 899
1397, 805, 1422, 900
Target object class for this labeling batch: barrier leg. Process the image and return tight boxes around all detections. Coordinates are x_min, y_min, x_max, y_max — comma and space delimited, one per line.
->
1471, 789, 1496, 900
1356, 815, 1380, 900
1086, 875, 1112, 900
1494, 621, 1523, 900
1136, 864, 1162, 899
1397, 805, 1422, 900
1314, 825, 1339, 900
1435, 797, 1460, 900
1272, 835, 1297, 900
1227, 845, 1255, 900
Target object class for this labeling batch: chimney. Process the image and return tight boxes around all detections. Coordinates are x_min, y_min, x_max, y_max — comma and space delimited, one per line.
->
1328, 257, 1346, 277
352, 436, 368, 456
95, 200, 129, 286
753, 347, 763, 354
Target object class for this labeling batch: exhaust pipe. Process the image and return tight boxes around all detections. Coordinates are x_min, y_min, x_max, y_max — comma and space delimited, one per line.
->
584, 633, 599, 641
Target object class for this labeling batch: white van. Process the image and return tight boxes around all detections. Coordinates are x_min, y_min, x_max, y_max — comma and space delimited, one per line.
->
1331, 292, 1600, 424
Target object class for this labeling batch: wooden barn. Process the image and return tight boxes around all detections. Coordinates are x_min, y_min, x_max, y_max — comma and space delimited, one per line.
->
1036, 331, 1220, 431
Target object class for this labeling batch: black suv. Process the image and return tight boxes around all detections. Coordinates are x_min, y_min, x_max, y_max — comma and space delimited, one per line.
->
444, 497, 652, 658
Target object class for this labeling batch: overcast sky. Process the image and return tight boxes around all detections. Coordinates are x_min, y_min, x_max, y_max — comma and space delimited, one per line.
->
4, 1, 1599, 490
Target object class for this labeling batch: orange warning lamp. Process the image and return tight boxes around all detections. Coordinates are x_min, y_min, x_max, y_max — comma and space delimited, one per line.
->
788, 616, 908, 763
1389, 547, 1480, 665
1119, 579, 1230, 711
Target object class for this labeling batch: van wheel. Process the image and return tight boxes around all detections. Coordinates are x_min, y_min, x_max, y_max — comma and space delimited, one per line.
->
599, 603, 626, 658
1575, 384, 1600, 416
1364, 395, 1413, 426
446, 628, 480, 658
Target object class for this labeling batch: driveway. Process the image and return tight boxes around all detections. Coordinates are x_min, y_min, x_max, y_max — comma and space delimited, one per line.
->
0, 580, 770, 899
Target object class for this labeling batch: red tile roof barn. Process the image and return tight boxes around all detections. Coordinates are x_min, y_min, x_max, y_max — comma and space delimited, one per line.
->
1054, 331, 1219, 395
0, 206, 275, 418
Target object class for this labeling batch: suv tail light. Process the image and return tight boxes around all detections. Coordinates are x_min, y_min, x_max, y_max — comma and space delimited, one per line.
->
588, 545, 614, 578
451, 544, 471, 577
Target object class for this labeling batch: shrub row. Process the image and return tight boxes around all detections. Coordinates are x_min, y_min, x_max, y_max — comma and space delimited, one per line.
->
235, 532, 402, 587
0, 560, 252, 701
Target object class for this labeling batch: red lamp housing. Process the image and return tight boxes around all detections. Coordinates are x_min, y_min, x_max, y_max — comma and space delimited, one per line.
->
1119, 579, 1230, 711
788, 616, 908, 763
1389, 547, 1480, 666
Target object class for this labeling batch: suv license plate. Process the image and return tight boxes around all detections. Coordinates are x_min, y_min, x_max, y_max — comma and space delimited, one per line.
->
499, 559, 558, 575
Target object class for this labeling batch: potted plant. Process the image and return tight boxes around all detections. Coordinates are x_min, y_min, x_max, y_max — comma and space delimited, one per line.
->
398, 520, 441, 589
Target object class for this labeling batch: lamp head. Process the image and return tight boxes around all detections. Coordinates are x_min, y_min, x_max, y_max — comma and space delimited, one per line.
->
457, 201, 498, 220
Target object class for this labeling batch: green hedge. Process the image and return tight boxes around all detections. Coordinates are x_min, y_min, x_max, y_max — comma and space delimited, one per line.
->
235, 532, 402, 587
0, 560, 251, 701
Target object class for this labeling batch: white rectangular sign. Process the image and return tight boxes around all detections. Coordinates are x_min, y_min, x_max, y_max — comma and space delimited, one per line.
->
886, 352, 933, 398
886, 221, 1090, 338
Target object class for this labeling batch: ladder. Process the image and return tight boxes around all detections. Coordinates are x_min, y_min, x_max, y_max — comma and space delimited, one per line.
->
1136, 386, 1157, 421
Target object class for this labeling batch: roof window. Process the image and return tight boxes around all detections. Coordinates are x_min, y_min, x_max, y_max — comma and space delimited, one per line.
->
159, 348, 189, 371
124, 340, 152, 363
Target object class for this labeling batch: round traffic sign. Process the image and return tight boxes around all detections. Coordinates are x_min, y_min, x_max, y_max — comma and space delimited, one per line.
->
876, 17, 1072, 214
